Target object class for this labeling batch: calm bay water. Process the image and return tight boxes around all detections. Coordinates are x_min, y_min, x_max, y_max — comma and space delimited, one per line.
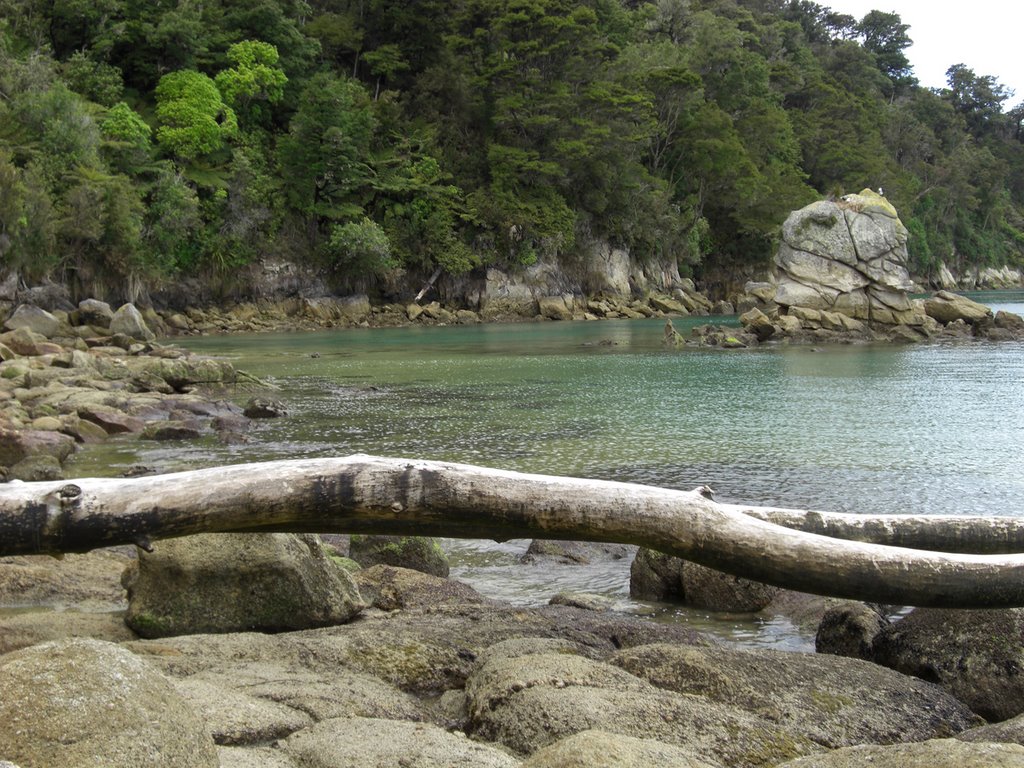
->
65, 293, 1024, 649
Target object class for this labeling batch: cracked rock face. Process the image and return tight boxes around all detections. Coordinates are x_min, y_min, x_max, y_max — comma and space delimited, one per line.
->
774, 190, 915, 323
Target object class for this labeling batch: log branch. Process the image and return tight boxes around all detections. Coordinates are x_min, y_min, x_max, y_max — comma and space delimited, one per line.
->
729, 505, 1024, 555
2, 454, 1024, 608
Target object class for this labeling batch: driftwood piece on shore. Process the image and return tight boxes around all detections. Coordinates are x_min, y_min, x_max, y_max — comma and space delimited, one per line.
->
2, 454, 1024, 608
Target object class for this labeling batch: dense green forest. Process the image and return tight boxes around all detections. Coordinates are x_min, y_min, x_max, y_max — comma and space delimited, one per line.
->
0, 0, 1022, 302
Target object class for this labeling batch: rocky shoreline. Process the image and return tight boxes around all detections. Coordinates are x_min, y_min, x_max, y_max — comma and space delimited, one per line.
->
4, 535, 1024, 767
3, 290, 1024, 765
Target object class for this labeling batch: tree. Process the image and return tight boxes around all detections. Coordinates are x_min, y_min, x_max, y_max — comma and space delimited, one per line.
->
856, 10, 915, 94
944, 64, 1012, 139
155, 70, 238, 161
214, 40, 288, 122
278, 72, 375, 242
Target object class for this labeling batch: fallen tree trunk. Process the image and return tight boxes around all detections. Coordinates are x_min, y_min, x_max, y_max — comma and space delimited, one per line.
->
728, 505, 1024, 555
2, 454, 1024, 608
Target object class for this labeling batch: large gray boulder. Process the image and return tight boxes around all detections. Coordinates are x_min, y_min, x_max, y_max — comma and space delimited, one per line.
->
612, 643, 979, 748
3, 303, 61, 338
868, 608, 1024, 722
923, 290, 993, 324
122, 533, 363, 637
773, 190, 916, 325
74, 298, 115, 328
0, 638, 218, 767
109, 302, 155, 341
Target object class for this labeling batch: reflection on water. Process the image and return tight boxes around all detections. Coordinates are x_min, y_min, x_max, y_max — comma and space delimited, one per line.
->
63, 302, 1024, 649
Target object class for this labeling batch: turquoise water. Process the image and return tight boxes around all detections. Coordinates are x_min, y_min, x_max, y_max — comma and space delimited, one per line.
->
64, 301, 1024, 648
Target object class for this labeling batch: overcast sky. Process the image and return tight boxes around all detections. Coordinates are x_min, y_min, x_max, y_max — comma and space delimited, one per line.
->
830, 0, 1022, 106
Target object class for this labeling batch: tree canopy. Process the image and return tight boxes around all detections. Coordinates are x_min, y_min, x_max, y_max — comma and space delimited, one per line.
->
0, 0, 1020, 301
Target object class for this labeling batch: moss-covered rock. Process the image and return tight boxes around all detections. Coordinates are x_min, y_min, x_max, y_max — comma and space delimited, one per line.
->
122, 533, 363, 637
349, 535, 450, 577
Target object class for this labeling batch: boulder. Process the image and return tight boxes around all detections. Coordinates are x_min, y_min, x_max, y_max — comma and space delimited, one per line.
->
465, 642, 818, 765
74, 298, 114, 328
3, 304, 60, 338
348, 535, 450, 577
8, 453, 64, 480
122, 533, 364, 637
109, 302, 155, 341
630, 549, 777, 611
923, 291, 993, 325
523, 729, 717, 768
995, 310, 1024, 334
538, 295, 574, 321
613, 643, 979, 748
740, 307, 776, 341
958, 709, 1024, 745
0, 549, 132, 609
773, 190, 915, 326
0, 609, 137, 655
354, 564, 489, 611
521, 539, 632, 565
815, 601, 890, 660
869, 608, 1024, 722
649, 294, 690, 315
284, 716, 521, 768
172, 677, 313, 746
1, 325, 54, 356
0, 425, 76, 465
178, 659, 428, 725
0, 638, 218, 767
776, 738, 1024, 767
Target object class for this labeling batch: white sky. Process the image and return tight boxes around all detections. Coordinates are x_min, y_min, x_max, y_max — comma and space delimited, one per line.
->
830, 0, 1023, 107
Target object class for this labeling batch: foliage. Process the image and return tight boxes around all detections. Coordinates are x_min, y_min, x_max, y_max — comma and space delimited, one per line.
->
155, 70, 238, 161
0, 0, 1019, 297
326, 217, 395, 276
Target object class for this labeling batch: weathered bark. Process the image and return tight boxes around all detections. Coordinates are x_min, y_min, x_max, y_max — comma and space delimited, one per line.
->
2, 454, 1024, 608
728, 505, 1024, 555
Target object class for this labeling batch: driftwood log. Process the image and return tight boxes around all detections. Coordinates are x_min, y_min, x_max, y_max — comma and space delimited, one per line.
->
2, 454, 1024, 608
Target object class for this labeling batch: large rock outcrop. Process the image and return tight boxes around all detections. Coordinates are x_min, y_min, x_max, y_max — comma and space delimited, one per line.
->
773, 190, 918, 325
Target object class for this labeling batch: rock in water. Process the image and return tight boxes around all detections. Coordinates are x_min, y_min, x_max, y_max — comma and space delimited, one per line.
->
122, 533, 363, 637
773, 190, 916, 325
0, 638, 218, 767
349, 534, 450, 577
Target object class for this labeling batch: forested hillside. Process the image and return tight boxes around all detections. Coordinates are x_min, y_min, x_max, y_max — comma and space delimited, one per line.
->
1, 0, 1021, 303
